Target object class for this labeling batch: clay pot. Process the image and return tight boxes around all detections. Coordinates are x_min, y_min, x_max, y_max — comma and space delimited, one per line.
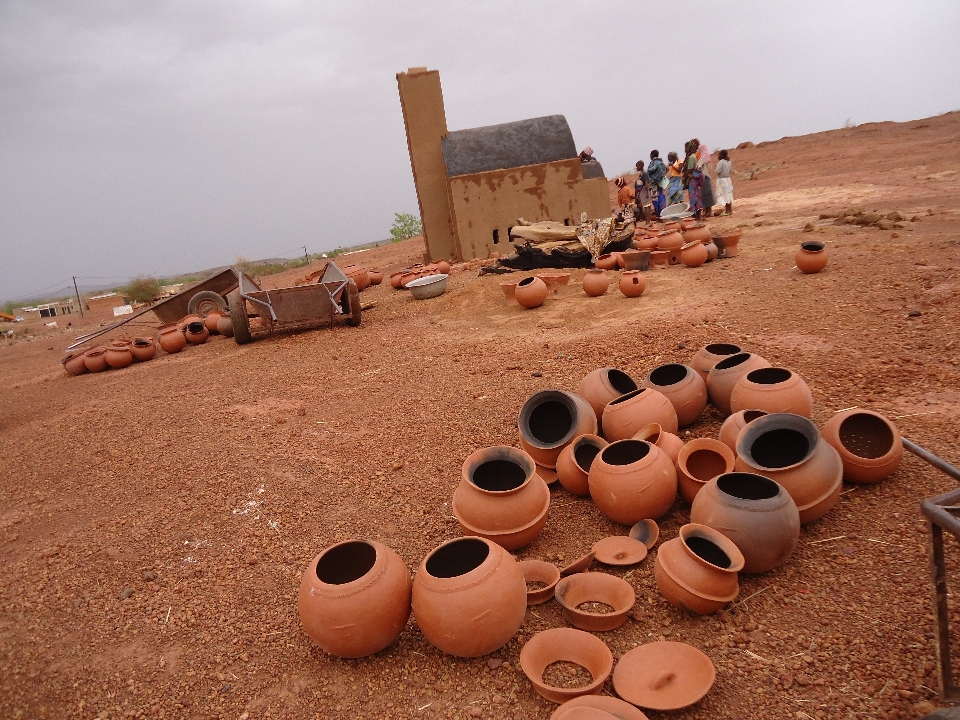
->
158, 324, 187, 353
177, 314, 201, 330
705, 352, 771, 416
298, 539, 411, 657
680, 240, 708, 268
649, 250, 669, 268
434, 259, 451, 274
452, 446, 550, 550
588, 439, 678, 524
691, 343, 743, 383
515, 276, 549, 309
520, 627, 613, 704
612, 641, 716, 711
641, 363, 707, 427
582, 269, 609, 297
636, 234, 658, 251
796, 241, 828, 273
549, 696, 648, 720
413, 537, 526, 657
518, 390, 597, 468
601, 387, 679, 440
821, 409, 903, 484
718, 409, 768, 455
595, 253, 618, 270
555, 572, 635, 631
682, 223, 711, 244
367, 270, 384, 285
130, 338, 156, 362
105, 345, 133, 369
62, 352, 89, 376
500, 281, 519, 305
556, 434, 608, 496
184, 321, 209, 345
681, 217, 697, 230
735, 413, 843, 523
216, 313, 234, 338
518, 560, 561, 605
577, 367, 639, 423
657, 229, 683, 250
691, 472, 800, 574
389, 271, 405, 289
730, 367, 813, 417
713, 231, 741, 258
399, 270, 421, 288
653, 523, 745, 614
677, 438, 736, 504
620, 250, 649, 271
110, 339, 132, 349
83, 347, 109, 372
661, 221, 680, 232
629, 518, 660, 548
633, 423, 684, 465
342, 265, 371, 291
619, 271, 646, 298
537, 272, 572, 297
704, 240, 719, 262
615, 253, 626, 269
203, 312, 221, 335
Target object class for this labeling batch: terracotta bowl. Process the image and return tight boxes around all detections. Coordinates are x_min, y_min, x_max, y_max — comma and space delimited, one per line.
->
629, 519, 660, 549
519, 627, 614, 703
612, 641, 715, 710
549, 696, 650, 720
560, 552, 595, 576
555, 572, 635, 631
518, 560, 561, 605
592, 536, 648, 566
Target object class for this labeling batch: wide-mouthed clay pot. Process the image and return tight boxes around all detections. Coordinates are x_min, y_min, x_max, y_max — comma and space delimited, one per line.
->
641, 363, 707, 427
677, 439, 736, 504
83, 347, 109, 372
649, 250, 669, 268
730, 367, 813, 417
105, 345, 133, 369
538, 272, 572, 297
706, 352, 771, 416
621, 250, 649, 271
516, 276, 549, 309
680, 240, 708, 268
555, 572, 635, 631
203, 311, 221, 335
735, 413, 843, 523
690, 343, 743, 383
657, 229, 683, 250
612, 641, 715, 711
520, 627, 613, 703
184, 321, 209, 345
216, 313, 234, 337
718, 409, 768, 456
130, 337, 156, 362
157, 324, 187, 353
682, 223, 711, 244
820, 409, 903, 484
519, 390, 598, 469
298, 539, 411, 657
633, 423, 684, 465
629, 519, 660, 549
595, 253, 618, 270
177, 314, 201, 330
500, 281, 519, 305
653, 523, 745, 614
583, 269, 610, 297
713, 231, 742, 258
588, 440, 678, 524
602, 388, 679, 440
556, 434, 608, 496
796, 241, 828, 273
62, 352, 89, 376
549, 696, 649, 720
577, 367, 639, 423
691, 473, 800, 574
518, 560, 561, 605
619, 270, 646, 298
453, 446, 550, 550
413, 537, 526, 657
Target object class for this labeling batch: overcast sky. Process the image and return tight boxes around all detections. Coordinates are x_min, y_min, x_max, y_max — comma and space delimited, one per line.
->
2, 0, 959, 303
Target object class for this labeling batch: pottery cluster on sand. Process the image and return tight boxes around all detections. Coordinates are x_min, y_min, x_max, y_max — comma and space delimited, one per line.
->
389, 260, 451, 290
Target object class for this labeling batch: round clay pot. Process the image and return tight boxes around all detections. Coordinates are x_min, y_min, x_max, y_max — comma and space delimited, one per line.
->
130, 338, 156, 362
389, 271, 405, 289
583, 269, 609, 297
633, 423, 684, 465
706, 352, 771, 417
649, 250, 669, 268
413, 537, 526, 657
636, 234, 658, 251
653, 523, 745, 614
735, 413, 843, 524
691, 343, 743, 383
549, 696, 649, 720
104, 345, 133, 369
730, 367, 813, 417
595, 253, 618, 270
619, 271, 646, 298
298, 539, 411, 657
61, 352, 88, 376
500, 281, 519, 305
177, 314, 201, 331
158, 324, 187, 353
677, 438, 736, 504
657, 229, 683, 250
518, 560, 561, 605
342, 265, 371, 291
713, 231, 742, 258
518, 390, 598, 469
612, 641, 716, 711
368, 270, 384, 285
821, 409, 903, 484
453, 445, 550, 550
555, 572, 635, 632
682, 223, 711, 244
434, 260, 451, 274
515, 276, 549, 309
601, 387, 679, 440
629, 518, 660, 549
184, 321, 209, 345
680, 240, 708, 268
520, 627, 613, 704
661, 221, 680, 232
203, 312, 221, 335
681, 217, 697, 230
110, 339, 132, 349
399, 270, 421, 288
615, 253, 626, 269
216, 313, 234, 338
556, 434, 608, 496
704, 240, 719, 262
718, 409, 768, 455
588, 439, 678, 524
691, 472, 800, 574
641, 363, 707, 428
577, 367, 639, 423
796, 241, 828, 273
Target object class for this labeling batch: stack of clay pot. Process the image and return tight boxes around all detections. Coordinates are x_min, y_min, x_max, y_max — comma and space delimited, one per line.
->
64, 337, 159, 376
390, 260, 451, 290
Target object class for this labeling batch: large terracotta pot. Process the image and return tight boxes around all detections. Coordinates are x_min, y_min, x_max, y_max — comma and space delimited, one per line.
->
582, 269, 609, 297
821, 409, 903, 484
342, 265, 371, 291
298, 539, 411, 657
588, 439, 678, 524
633, 423, 684, 465
680, 241, 708, 268
654, 523, 745, 614
203, 312, 221, 335
390, 271, 405, 289
713, 232, 741, 258
130, 338, 156, 362
735, 413, 843, 524
730, 367, 813, 417
83, 347, 109, 372
177, 314, 201, 330
518, 390, 597, 468
641, 363, 707, 427
796, 241, 828, 274
216, 313, 234, 338
595, 253, 618, 270
452, 446, 550, 550
718, 409, 768, 455
682, 223, 711, 244
520, 628, 613, 704
399, 270, 422, 288
556, 434, 608, 496
412, 537, 526, 657
661, 221, 680, 232
62, 352, 89, 376
677, 438, 736, 504
577, 367, 639, 423
619, 271, 646, 298
636, 234, 658, 251
515, 276, 548, 309
706, 352, 771, 416
184, 321, 209, 345
434, 260, 451, 274
105, 345, 133, 369
158, 324, 187, 353
681, 217, 697, 230
657, 229, 683, 250
601, 387, 679, 440
691, 343, 743, 383
691, 473, 800, 574
368, 270, 384, 285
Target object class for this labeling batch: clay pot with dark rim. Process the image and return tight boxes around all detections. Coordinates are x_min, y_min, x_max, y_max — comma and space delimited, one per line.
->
735, 413, 843, 523
705, 352, 771, 416
718, 409, 768, 455
216, 313, 234, 338
452, 445, 550, 550
657, 229, 683, 250
84, 347, 109, 372
730, 367, 813, 417
515, 276, 549, 309
556, 434, 608, 496
105, 345, 133, 369
158, 324, 187, 353
796, 241, 828, 273
682, 223, 711, 244
518, 560, 561, 605
62, 352, 89, 376
588, 439, 678, 524
577, 367, 639, 423
203, 311, 221, 335
691, 472, 800, 574
713, 231, 742, 258
500, 281, 519, 305
298, 539, 411, 657
619, 271, 646, 298
130, 337, 156, 362
677, 438, 736, 504
821, 409, 903, 484
518, 390, 597, 469
601, 387, 679, 440
653, 523, 745, 614
691, 343, 743, 383
184, 321, 209, 345
633, 423, 684, 465
582, 269, 609, 297
520, 627, 613, 704
641, 363, 707, 427
554, 572, 635, 632
595, 253, 618, 270
412, 536, 526, 657
177, 314, 201, 330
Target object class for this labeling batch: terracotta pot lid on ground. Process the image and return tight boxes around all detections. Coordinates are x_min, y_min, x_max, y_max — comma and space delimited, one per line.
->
612, 641, 715, 710
592, 536, 648, 566
560, 552, 595, 576
518, 560, 561, 605
555, 572, 635, 631
549, 696, 650, 720
519, 627, 614, 703
537, 465, 560, 485
628, 519, 660, 549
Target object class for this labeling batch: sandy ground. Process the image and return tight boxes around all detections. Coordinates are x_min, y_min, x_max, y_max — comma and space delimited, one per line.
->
2, 111, 960, 720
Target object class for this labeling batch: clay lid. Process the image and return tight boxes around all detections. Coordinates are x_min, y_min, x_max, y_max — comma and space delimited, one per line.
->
519, 627, 614, 704
549, 696, 649, 720
592, 536, 648, 566
518, 560, 561, 605
560, 551, 595, 576
628, 519, 660, 549
537, 465, 560, 485
555, 708, 619, 720
612, 642, 715, 710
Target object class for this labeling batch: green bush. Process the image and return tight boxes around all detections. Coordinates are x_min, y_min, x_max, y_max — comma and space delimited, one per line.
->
124, 276, 161, 304
390, 213, 423, 242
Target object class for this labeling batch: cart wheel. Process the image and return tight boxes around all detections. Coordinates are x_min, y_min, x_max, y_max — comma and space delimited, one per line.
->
345, 280, 361, 327
187, 290, 228, 316
228, 291, 253, 344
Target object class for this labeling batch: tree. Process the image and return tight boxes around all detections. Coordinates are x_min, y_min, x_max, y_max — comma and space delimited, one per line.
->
124, 276, 161, 304
390, 212, 423, 242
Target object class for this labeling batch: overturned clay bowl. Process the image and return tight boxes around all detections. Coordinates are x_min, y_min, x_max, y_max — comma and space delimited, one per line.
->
549, 696, 650, 720
519, 560, 561, 605
592, 536, 648, 566
555, 572, 635, 632
628, 519, 660, 549
560, 552, 596, 576
613, 641, 715, 710
520, 627, 614, 704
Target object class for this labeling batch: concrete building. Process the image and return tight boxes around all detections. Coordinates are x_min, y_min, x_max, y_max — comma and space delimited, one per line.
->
85, 292, 126, 313
397, 67, 609, 263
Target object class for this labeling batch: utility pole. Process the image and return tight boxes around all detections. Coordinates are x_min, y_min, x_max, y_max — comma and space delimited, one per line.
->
303, 246, 310, 265
72, 276, 84, 318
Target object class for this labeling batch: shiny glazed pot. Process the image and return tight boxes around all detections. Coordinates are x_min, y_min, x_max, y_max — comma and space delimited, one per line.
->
654, 523, 745, 614
641, 363, 707, 427
515, 276, 549, 309
556, 434, 608, 496
601, 387, 679, 440
796, 241, 828, 273
576, 367, 639, 423
718, 409, 768, 455
706, 352, 771, 416
820, 409, 903, 484
157, 324, 187, 353
518, 390, 597, 468
730, 367, 813, 417
691, 343, 742, 383
619, 270, 646, 298
184, 321, 209, 345
583, 269, 610, 297
130, 338, 156, 362
677, 438, 736, 504
588, 439, 678, 524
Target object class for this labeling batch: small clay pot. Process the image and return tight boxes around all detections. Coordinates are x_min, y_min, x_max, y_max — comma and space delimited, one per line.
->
588, 440, 678, 524
342, 265, 371, 291
657, 229, 683, 250
691, 473, 800, 574
216, 313, 234, 338
706, 352, 771, 417
718, 409, 768, 455
389, 271, 405, 289
556, 434, 608, 496
661, 221, 680, 232
61, 352, 88, 376
677, 438, 736, 504
298, 539, 411, 657
619, 271, 646, 298
691, 343, 743, 383
130, 337, 156, 362
680, 240, 708, 268
576, 367, 639, 423
713, 231, 742, 258
516, 276, 549, 309
821, 409, 903, 484
633, 423, 684, 465
641, 363, 707, 427
653, 523, 745, 614
518, 390, 598, 469
601, 387, 679, 440
636, 234, 659, 251
518, 560, 561, 605
203, 312, 221, 335
649, 250, 669, 268
583, 269, 609, 297
434, 260, 451, 274
105, 345, 133, 369
629, 519, 660, 548
595, 253, 618, 270
730, 367, 813, 417
399, 270, 421, 288
796, 241, 828, 273
157, 324, 187, 353
184, 321, 209, 345
555, 572, 635, 631
413, 537, 527, 657
682, 223, 711, 244
177, 314, 201, 331
368, 270, 384, 285
520, 628, 613, 704
500, 281, 519, 305
681, 217, 697, 229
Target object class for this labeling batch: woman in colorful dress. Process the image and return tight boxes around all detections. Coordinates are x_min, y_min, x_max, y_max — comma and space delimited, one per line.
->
682, 140, 704, 220
646, 150, 668, 218
665, 152, 685, 206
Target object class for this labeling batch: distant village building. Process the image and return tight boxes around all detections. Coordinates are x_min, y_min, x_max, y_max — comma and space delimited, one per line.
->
85, 292, 126, 313
20, 300, 75, 318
